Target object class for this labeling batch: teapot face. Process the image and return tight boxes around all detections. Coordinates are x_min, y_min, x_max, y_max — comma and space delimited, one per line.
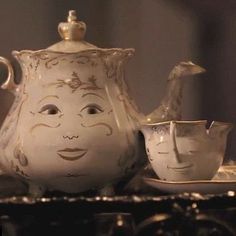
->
0, 51, 141, 193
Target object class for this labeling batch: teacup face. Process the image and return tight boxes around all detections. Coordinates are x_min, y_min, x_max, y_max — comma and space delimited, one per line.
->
0, 52, 139, 193
144, 122, 226, 181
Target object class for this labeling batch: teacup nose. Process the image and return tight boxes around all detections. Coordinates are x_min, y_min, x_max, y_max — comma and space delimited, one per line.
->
169, 121, 181, 163
63, 135, 79, 140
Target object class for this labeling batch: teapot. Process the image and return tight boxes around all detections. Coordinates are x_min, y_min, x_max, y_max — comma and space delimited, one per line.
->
0, 10, 205, 195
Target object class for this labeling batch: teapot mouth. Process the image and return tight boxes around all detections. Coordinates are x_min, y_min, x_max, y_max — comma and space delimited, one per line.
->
12, 48, 135, 59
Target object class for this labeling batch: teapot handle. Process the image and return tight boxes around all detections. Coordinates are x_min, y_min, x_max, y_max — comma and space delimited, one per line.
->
0, 57, 18, 92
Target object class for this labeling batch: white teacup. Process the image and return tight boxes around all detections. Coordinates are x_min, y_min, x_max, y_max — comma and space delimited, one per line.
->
141, 120, 233, 181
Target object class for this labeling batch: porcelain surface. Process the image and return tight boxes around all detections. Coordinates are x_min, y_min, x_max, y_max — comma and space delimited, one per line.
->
141, 120, 233, 182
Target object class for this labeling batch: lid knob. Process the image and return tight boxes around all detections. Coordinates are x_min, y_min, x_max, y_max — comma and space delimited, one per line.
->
58, 10, 86, 41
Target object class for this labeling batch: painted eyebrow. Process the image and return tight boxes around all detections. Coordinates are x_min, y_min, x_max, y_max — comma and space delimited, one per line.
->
38, 95, 59, 104
81, 93, 104, 100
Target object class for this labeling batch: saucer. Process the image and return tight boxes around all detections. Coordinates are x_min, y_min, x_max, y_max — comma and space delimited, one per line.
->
143, 165, 236, 194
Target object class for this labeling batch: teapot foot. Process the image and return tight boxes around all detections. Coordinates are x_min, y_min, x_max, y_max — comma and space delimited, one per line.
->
28, 183, 45, 197
98, 184, 115, 197
0, 174, 28, 197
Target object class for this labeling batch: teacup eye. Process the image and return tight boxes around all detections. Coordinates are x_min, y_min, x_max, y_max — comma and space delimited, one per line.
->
80, 104, 104, 115
39, 104, 61, 115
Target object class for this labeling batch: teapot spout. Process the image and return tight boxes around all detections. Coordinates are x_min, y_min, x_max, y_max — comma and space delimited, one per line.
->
145, 61, 205, 124
171, 61, 206, 77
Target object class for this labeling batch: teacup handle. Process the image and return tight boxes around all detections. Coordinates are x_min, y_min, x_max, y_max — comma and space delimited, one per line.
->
0, 57, 18, 93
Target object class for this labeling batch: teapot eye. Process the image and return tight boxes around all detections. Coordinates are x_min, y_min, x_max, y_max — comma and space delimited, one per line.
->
80, 104, 103, 115
39, 104, 61, 115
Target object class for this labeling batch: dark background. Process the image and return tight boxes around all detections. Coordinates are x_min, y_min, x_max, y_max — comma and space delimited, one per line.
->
0, 0, 236, 160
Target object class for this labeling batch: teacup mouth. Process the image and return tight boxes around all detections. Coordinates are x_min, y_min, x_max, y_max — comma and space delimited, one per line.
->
167, 163, 193, 172
167, 163, 193, 170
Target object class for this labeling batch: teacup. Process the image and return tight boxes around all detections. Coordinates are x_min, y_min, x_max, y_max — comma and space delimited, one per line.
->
141, 120, 233, 181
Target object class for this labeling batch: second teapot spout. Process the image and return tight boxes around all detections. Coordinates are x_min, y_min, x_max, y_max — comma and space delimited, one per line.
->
145, 61, 205, 124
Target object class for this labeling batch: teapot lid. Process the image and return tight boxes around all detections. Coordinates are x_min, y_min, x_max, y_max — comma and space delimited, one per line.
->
13, 10, 134, 61
48, 10, 97, 52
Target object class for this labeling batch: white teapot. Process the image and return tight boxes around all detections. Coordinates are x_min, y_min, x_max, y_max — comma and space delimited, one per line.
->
0, 10, 205, 195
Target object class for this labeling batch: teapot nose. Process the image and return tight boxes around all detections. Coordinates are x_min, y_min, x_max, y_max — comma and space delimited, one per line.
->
63, 135, 79, 140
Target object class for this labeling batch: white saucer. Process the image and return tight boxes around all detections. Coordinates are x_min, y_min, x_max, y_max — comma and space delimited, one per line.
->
143, 165, 236, 194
